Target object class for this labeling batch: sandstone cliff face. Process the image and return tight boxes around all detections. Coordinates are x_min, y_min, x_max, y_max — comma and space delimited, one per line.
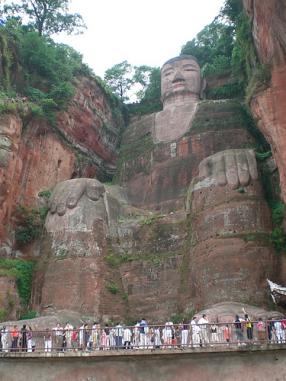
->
0, 77, 124, 246
243, 0, 286, 202
0, 114, 23, 242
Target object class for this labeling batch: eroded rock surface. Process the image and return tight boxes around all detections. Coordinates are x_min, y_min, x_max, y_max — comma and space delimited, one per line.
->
0, 76, 123, 245
243, 0, 286, 202
187, 149, 277, 309
0, 114, 22, 241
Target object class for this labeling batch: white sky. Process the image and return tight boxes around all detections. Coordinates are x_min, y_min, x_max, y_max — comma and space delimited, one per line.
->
55, 0, 225, 79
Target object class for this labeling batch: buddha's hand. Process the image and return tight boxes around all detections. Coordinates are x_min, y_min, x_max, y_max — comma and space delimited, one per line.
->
198, 149, 258, 189
50, 178, 105, 216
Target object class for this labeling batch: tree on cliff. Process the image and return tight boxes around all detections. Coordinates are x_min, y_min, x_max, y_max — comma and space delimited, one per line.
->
1, 0, 86, 36
104, 60, 134, 101
181, 19, 234, 76
133, 65, 161, 102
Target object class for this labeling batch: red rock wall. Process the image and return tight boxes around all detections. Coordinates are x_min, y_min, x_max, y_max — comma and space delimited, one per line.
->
243, 0, 286, 202
0, 114, 23, 242
189, 180, 277, 309
0, 77, 123, 245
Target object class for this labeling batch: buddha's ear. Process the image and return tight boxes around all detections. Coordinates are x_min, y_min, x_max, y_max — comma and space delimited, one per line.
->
200, 78, 207, 99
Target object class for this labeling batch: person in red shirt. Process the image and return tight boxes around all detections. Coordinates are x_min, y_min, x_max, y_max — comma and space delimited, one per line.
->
10, 325, 19, 352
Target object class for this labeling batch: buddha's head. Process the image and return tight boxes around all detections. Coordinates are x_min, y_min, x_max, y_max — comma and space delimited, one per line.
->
161, 55, 203, 105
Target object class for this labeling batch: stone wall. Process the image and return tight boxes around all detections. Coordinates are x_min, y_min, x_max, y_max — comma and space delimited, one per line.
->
1, 347, 286, 381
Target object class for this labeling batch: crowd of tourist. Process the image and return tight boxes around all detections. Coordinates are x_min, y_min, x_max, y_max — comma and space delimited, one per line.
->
1, 314, 286, 353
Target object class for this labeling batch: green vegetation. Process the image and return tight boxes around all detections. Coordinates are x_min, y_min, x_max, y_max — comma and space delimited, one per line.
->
256, 151, 272, 161
0, 258, 36, 306
169, 309, 195, 324
20, 310, 38, 320
0, 309, 7, 321
0, 21, 92, 123
269, 202, 286, 253
105, 249, 181, 269
181, 18, 234, 77
105, 281, 119, 295
38, 189, 52, 199
140, 214, 165, 226
104, 61, 134, 101
14, 204, 48, 245
181, 0, 270, 102
1, 0, 86, 37
206, 82, 244, 100
103, 61, 161, 113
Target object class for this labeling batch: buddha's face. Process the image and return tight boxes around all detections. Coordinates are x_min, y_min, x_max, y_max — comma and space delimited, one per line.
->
161, 57, 202, 103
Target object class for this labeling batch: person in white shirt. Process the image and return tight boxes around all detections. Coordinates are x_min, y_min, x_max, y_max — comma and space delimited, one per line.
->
191, 317, 201, 348
115, 323, 123, 348
1, 326, 9, 352
64, 322, 73, 351
162, 322, 173, 348
123, 326, 132, 349
198, 314, 209, 346
274, 320, 285, 344
52, 323, 63, 351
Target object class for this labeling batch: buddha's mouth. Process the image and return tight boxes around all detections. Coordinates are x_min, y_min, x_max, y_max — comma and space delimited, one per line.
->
172, 82, 185, 89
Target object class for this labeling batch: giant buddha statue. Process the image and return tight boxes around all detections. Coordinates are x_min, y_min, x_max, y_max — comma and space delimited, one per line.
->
39, 55, 278, 321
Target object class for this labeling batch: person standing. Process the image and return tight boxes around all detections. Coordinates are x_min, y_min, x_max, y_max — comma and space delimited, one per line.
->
21, 325, 27, 352
198, 314, 209, 346
234, 315, 244, 344
256, 318, 266, 342
44, 329, 52, 352
223, 324, 231, 344
27, 326, 33, 353
244, 314, 253, 341
190, 317, 201, 348
274, 319, 284, 344
71, 327, 78, 351
210, 322, 219, 346
162, 323, 173, 348
64, 322, 73, 351
52, 323, 63, 351
123, 326, 132, 349
181, 320, 189, 347
10, 325, 19, 352
1, 326, 9, 352
115, 322, 123, 348
133, 321, 140, 348
139, 318, 148, 348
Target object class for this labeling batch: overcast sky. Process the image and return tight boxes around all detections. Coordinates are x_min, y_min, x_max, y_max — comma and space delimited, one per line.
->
55, 0, 225, 79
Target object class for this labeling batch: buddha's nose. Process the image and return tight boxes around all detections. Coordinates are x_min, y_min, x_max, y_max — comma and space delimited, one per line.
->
172, 70, 185, 83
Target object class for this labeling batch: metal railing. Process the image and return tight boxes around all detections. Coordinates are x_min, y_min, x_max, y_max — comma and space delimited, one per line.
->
1, 320, 285, 353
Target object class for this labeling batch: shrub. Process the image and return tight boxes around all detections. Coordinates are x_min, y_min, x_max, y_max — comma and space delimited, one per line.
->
0, 259, 35, 307
106, 281, 119, 295
20, 310, 38, 320
14, 205, 44, 245
38, 189, 52, 199
0, 309, 7, 322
